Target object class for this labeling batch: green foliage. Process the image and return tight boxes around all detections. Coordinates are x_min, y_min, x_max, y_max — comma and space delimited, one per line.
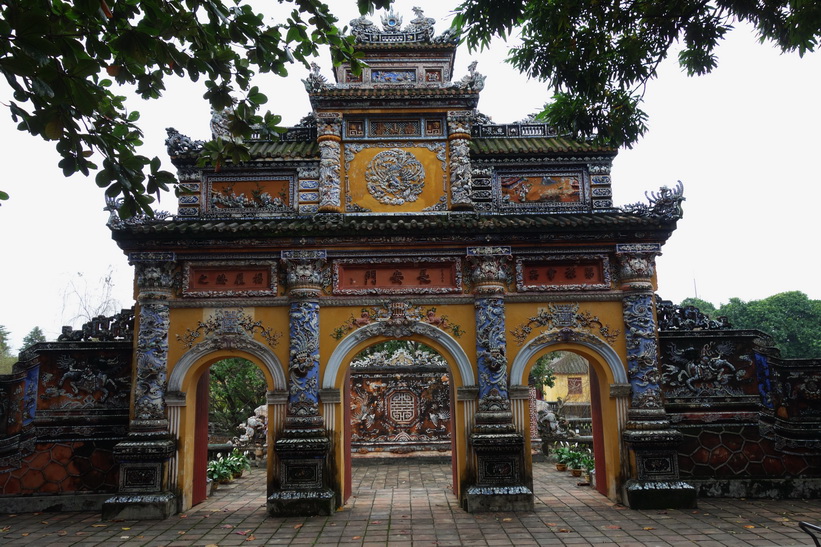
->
206, 455, 233, 482
530, 354, 557, 391
0, 0, 390, 215
453, 0, 821, 148
209, 358, 267, 435
21, 326, 46, 350
0, 325, 10, 357
225, 449, 251, 475
716, 292, 821, 359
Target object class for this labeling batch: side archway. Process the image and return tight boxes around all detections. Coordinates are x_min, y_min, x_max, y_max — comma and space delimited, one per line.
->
510, 330, 629, 502
165, 335, 287, 512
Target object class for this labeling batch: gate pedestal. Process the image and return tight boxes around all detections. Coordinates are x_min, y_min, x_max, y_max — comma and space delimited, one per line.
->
464, 396, 534, 512
622, 408, 697, 510
102, 429, 177, 520
267, 417, 335, 516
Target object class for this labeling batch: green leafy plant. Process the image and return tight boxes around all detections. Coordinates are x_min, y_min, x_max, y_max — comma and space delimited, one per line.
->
580, 452, 595, 472
225, 449, 251, 477
206, 456, 233, 483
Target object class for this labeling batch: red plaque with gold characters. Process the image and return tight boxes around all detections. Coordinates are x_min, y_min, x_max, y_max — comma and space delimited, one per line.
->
515, 255, 611, 291
183, 262, 277, 297
334, 258, 461, 295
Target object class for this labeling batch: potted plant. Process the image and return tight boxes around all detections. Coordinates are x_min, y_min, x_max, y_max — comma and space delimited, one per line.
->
553, 443, 571, 471
207, 456, 233, 484
566, 449, 584, 477
580, 452, 595, 483
225, 449, 251, 478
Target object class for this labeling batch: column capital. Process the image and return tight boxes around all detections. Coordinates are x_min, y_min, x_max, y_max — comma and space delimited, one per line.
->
281, 251, 327, 298
467, 249, 512, 295
615, 243, 660, 291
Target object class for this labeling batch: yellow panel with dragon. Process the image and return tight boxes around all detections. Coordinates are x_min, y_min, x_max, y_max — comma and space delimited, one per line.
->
343, 142, 447, 213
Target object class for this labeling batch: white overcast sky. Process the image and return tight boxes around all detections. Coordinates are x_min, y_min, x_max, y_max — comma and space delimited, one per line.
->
1, 1, 820, 351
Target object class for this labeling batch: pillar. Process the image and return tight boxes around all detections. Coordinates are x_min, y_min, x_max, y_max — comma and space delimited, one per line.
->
447, 111, 474, 210
463, 247, 534, 512
267, 251, 335, 516
617, 243, 697, 509
317, 113, 343, 213
103, 253, 177, 520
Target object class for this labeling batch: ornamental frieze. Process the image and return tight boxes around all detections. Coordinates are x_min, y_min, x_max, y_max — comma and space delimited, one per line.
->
510, 302, 620, 346
344, 141, 447, 212
332, 257, 461, 296
176, 308, 281, 349
204, 174, 295, 214
661, 341, 749, 398
495, 168, 587, 211
330, 303, 465, 340
365, 149, 426, 205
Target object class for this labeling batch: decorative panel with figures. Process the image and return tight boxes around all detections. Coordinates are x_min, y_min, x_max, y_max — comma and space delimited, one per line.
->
496, 169, 588, 211
205, 174, 295, 214
349, 345, 452, 454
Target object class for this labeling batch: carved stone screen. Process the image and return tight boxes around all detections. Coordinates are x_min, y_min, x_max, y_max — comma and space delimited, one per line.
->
349, 344, 451, 454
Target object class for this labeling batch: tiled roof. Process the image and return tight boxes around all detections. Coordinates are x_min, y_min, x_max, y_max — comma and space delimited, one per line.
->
245, 140, 319, 160
470, 137, 614, 156
111, 211, 677, 244
235, 136, 609, 161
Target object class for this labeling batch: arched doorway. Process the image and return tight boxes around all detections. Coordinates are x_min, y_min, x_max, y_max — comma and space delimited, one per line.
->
510, 332, 630, 502
323, 321, 475, 506
166, 338, 288, 512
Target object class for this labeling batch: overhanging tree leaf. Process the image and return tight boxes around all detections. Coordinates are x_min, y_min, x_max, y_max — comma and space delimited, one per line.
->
453, 0, 821, 148
0, 0, 391, 216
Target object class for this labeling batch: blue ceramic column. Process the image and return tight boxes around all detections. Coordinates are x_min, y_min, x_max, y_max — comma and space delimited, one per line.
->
269, 251, 335, 516
616, 244, 696, 509
103, 252, 177, 520
464, 247, 533, 512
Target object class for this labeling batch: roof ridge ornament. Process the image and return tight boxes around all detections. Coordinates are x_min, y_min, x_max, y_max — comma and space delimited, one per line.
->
349, 8, 455, 45
621, 181, 685, 221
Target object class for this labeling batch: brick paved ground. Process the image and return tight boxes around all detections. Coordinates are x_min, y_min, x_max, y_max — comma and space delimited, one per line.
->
1, 458, 820, 546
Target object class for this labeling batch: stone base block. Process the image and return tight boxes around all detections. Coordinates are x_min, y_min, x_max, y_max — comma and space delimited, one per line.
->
267, 488, 335, 517
463, 486, 534, 512
623, 480, 697, 510
101, 492, 176, 520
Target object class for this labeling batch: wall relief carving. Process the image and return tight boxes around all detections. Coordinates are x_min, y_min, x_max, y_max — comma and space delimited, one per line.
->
510, 302, 620, 346
365, 148, 426, 205
176, 308, 281, 349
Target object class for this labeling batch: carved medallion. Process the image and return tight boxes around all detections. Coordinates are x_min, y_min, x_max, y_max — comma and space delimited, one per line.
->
365, 149, 425, 205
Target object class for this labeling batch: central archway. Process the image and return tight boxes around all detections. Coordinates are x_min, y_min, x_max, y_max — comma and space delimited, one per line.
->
323, 320, 476, 505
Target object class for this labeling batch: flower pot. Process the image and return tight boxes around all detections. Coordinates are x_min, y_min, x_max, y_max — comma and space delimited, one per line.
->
556, 463, 567, 472
570, 468, 582, 477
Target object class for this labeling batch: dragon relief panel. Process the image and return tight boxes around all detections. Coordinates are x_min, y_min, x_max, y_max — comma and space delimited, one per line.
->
40, 355, 131, 409
344, 142, 447, 212
661, 341, 752, 398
